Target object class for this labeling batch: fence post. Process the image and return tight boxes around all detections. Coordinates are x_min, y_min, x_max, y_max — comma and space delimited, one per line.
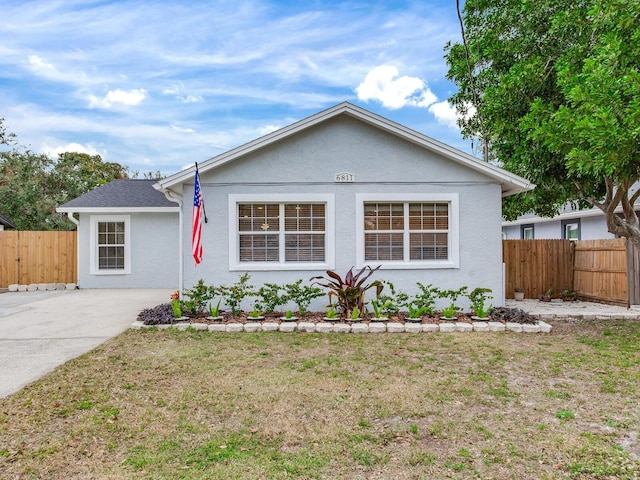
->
627, 238, 640, 307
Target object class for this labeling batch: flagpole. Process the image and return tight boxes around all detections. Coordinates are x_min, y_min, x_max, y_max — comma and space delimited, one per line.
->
195, 162, 208, 223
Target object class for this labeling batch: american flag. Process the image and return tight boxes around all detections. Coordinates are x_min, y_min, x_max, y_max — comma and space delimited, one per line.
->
192, 168, 204, 264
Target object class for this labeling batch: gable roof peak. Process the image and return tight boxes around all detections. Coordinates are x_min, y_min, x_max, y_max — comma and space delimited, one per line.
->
156, 102, 533, 197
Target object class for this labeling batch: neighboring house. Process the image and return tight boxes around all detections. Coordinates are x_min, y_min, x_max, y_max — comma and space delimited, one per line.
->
57, 179, 180, 288
151, 102, 532, 309
501, 204, 640, 240
0, 214, 17, 231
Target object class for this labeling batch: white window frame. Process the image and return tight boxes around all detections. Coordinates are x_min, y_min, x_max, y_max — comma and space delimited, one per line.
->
89, 215, 131, 275
356, 193, 459, 269
228, 194, 335, 271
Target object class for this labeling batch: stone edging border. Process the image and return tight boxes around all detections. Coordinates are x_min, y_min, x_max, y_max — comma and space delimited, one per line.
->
131, 320, 553, 333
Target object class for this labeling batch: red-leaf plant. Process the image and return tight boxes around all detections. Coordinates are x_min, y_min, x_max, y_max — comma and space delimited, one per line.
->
311, 265, 382, 318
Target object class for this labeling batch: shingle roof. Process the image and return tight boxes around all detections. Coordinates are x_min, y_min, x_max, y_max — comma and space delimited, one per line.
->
0, 213, 17, 229
57, 179, 178, 210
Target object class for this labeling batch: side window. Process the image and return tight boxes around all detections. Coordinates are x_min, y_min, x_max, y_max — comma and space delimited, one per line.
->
562, 219, 580, 240
521, 224, 534, 239
90, 215, 131, 274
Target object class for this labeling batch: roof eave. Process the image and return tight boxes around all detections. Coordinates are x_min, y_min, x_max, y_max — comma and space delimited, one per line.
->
56, 206, 179, 214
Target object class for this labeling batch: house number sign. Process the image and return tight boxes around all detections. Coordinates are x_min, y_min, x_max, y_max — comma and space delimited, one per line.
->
334, 172, 355, 183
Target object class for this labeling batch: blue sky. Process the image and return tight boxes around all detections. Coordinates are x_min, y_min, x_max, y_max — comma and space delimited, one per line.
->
0, 0, 472, 174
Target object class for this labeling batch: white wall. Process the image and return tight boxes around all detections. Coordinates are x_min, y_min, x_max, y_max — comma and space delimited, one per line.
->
78, 212, 179, 288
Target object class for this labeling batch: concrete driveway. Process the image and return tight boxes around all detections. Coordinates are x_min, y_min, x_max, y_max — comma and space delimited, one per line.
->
0, 288, 171, 398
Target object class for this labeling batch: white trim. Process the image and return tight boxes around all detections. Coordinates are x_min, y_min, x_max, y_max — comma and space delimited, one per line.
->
355, 193, 460, 269
228, 194, 335, 271
89, 215, 131, 275
57, 206, 178, 214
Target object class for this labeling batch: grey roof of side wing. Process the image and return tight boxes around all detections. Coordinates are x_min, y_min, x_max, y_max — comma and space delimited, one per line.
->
0, 214, 17, 229
57, 179, 178, 211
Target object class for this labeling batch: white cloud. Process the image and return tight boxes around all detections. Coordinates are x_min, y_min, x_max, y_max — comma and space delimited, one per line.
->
178, 94, 203, 104
428, 101, 460, 129
88, 88, 148, 108
42, 142, 103, 158
257, 124, 281, 136
355, 65, 437, 109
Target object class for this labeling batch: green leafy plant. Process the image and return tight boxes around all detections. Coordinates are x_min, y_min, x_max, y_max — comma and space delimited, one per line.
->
373, 281, 408, 316
256, 283, 288, 314
370, 298, 392, 319
324, 304, 338, 319
170, 291, 182, 318
438, 286, 468, 318
218, 273, 254, 315
468, 287, 493, 318
284, 279, 324, 316
247, 307, 263, 319
406, 302, 429, 319
441, 304, 458, 318
350, 305, 361, 320
208, 298, 222, 318
284, 310, 295, 320
311, 265, 382, 318
413, 282, 440, 315
181, 279, 215, 315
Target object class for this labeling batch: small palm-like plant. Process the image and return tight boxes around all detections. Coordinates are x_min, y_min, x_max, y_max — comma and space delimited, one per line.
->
311, 265, 382, 318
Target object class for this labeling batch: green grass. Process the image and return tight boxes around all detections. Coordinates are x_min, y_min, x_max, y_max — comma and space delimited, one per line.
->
1, 319, 639, 479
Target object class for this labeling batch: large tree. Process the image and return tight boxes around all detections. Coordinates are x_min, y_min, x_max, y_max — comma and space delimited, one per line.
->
446, 0, 640, 237
0, 148, 129, 230
445, 0, 640, 246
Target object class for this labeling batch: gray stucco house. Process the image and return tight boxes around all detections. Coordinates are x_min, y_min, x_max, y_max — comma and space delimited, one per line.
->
57, 179, 179, 288
153, 102, 530, 308
59, 102, 532, 308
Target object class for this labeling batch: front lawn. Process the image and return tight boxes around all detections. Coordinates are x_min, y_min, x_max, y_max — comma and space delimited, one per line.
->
1, 321, 639, 479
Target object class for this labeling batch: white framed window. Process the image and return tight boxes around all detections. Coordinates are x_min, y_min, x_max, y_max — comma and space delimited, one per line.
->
521, 224, 534, 239
89, 215, 131, 275
229, 194, 335, 271
562, 219, 580, 240
356, 193, 459, 269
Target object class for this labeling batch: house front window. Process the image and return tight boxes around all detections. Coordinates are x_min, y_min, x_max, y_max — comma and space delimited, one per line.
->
90, 215, 131, 274
521, 224, 534, 239
356, 194, 459, 269
229, 194, 334, 271
562, 219, 580, 240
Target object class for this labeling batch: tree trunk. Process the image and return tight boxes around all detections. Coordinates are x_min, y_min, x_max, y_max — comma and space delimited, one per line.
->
627, 237, 640, 307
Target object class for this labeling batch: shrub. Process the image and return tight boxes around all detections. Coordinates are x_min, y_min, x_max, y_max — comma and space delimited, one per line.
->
311, 266, 382, 318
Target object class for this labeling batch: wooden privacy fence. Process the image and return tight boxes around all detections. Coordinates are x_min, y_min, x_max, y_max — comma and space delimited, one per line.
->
503, 240, 575, 301
503, 238, 628, 305
573, 239, 627, 305
0, 231, 77, 287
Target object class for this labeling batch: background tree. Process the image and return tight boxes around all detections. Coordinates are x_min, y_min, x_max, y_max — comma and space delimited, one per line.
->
0, 137, 129, 230
445, 0, 640, 247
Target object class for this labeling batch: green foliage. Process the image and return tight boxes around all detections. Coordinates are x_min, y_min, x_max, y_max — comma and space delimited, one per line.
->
284, 279, 324, 316
373, 281, 408, 316
208, 298, 222, 318
170, 299, 182, 318
468, 287, 493, 318
182, 279, 215, 315
438, 287, 468, 317
311, 266, 382, 318
255, 283, 288, 314
350, 306, 361, 320
218, 273, 254, 315
445, 0, 640, 242
413, 282, 440, 315
324, 304, 338, 319
0, 148, 129, 230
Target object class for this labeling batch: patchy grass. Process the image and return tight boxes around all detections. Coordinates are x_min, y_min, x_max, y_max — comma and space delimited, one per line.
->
1, 320, 639, 479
